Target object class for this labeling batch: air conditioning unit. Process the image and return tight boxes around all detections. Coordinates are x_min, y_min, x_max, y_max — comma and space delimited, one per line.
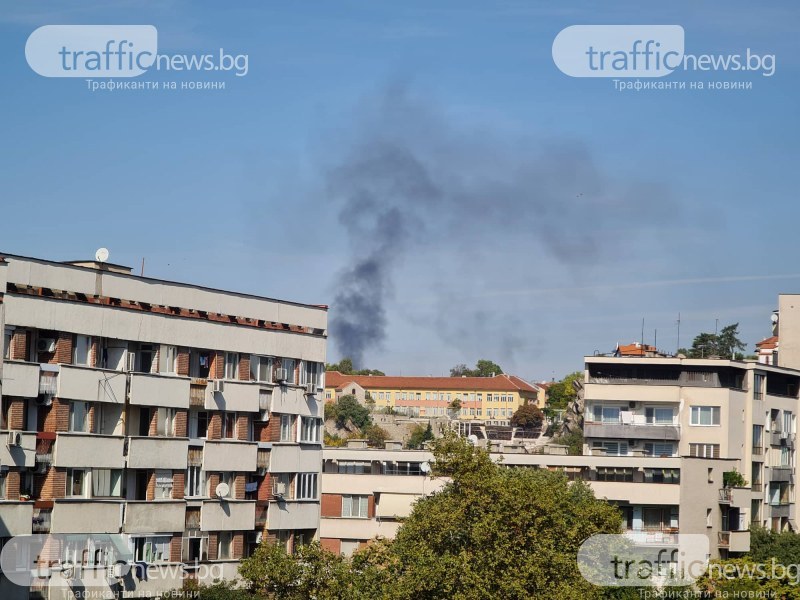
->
212, 380, 225, 394
36, 338, 56, 353
304, 382, 316, 395
126, 352, 136, 372
110, 562, 129, 579
36, 395, 53, 407
628, 401, 637, 409
275, 368, 288, 383
257, 409, 269, 422
272, 480, 287, 498
7, 431, 21, 447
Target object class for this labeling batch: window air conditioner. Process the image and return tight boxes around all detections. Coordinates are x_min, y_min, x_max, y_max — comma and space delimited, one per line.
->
275, 368, 288, 383
304, 382, 316, 395
7, 431, 21, 447
272, 480, 287, 497
37, 338, 56, 353
212, 380, 225, 394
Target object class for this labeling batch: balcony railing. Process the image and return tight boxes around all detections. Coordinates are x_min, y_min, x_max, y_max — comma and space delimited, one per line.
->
752, 483, 763, 492
752, 445, 763, 456
32, 509, 51, 533
719, 488, 732, 504
718, 531, 730, 547
770, 467, 793, 483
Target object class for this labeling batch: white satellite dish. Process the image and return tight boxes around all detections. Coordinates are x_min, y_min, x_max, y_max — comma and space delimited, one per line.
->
771, 313, 779, 324
95, 247, 110, 263
215, 482, 230, 498
467, 435, 479, 446
420, 462, 431, 474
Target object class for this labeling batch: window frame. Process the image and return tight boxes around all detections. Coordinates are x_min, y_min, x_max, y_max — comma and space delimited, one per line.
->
690, 406, 721, 426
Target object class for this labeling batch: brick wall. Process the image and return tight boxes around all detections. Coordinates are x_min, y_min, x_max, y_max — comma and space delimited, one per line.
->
175, 410, 188, 437
52, 332, 73, 364
233, 473, 245, 500
232, 533, 244, 560
173, 471, 185, 500
258, 473, 272, 501
170, 535, 182, 563
43, 398, 69, 433
236, 414, 250, 441
176, 349, 190, 376
368, 495, 375, 519
148, 409, 158, 436
5, 470, 20, 500
207, 533, 218, 561
210, 352, 225, 379
9, 399, 25, 430
320, 538, 341, 554
321, 494, 342, 518
10, 330, 28, 360
87, 404, 95, 433
208, 413, 221, 440
146, 471, 155, 501
89, 339, 99, 368
207, 473, 220, 497
238, 355, 251, 381
38, 468, 66, 500
265, 414, 281, 443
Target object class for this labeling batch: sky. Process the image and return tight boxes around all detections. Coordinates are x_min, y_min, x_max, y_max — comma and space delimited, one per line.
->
1, 1, 798, 381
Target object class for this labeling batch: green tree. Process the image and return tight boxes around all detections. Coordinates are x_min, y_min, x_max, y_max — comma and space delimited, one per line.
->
326, 394, 371, 430
363, 423, 389, 447
326, 357, 385, 376
682, 323, 746, 359
550, 430, 584, 456
406, 422, 434, 449
510, 403, 544, 428
546, 371, 583, 410
722, 470, 748, 488
449, 359, 504, 377
748, 525, 800, 566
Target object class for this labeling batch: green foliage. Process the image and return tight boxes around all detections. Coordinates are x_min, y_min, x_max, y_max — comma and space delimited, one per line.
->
180, 580, 252, 600
324, 430, 346, 447
510, 403, 544, 428
449, 359, 504, 377
546, 372, 583, 410
748, 525, 800, 566
695, 558, 800, 598
723, 469, 748, 488
448, 397, 462, 410
325, 394, 372, 429
680, 322, 746, 359
326, 357, 385, 376
550, 430, 584, 455
406, 422, 434, 449
363, 424, 389, 447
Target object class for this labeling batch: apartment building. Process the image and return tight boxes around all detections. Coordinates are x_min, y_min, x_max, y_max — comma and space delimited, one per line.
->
0, 253, 327, 599
324, 372, 538, 422
320, 440, 748, 559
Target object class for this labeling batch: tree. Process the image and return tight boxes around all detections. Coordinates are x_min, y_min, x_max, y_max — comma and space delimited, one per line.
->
327, 357, 385, 376
406, 422, 434, 449
449, 359, 503, 377
722, 470, 748, 488
550, 430, 584, 456
546, 371, 583, 410
326, 394, 371, 430
510, 403, 544, 428
681, 323, 746, 359
363, 424, 389, 448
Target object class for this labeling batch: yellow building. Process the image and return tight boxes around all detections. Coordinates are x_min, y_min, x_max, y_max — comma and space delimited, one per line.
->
324, 371, 538, 421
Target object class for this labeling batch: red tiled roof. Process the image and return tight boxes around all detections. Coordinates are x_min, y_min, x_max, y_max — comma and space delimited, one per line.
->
325, 371, 537, 393
617, 343, 658, 356
756, 336, 779, 350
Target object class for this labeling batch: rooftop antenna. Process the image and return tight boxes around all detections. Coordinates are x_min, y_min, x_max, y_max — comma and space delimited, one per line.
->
676, 313, 681, 353
654, 329, 657, 352
95, 247, 109, 263
641, 317, 645, 348
140, 257, 145, 277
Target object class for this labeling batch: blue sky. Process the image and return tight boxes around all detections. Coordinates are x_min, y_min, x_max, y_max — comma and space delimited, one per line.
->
1, 1, 798, 380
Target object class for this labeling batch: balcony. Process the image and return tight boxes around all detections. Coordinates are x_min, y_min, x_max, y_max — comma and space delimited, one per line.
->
770, 504, 792, 518
270, 444, 323, 473
200, 499, 255, 531
719, 488, 732, 504
730, 530, 750, 553
0, 430, 36, 467
126, 436, 189, 470
0, 502, 34, 536
202, 440, 258, 472
584, 421, 680, 441
205, 380, 261, 412
769, 467, 793, 483
51, 499, 123, 533
2, 361, 40, 397
124, 500, 185, 533
56, 364, 127, 404
53, 433, 125, 468
267, 500, 319, 531
129, 372, 190, 409
718, 531, 730, 547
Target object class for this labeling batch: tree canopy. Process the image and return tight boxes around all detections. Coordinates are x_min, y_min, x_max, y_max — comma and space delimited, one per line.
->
679, 322, 746, 359
406, 422, 434, 449
449, 359, 504, 377
325, 394, 372, 430
510, 403, 544, 428
326, 357, 385, 376
546, 371, 583, 410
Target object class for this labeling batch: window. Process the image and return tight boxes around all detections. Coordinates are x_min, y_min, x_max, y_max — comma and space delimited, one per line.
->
190, 411, 209, 439
222, 412, 237, 439
155, 470, 173, 499
337, 461, 371, 474
182, 534, 209, 562
300, 417, 321, 443
69, 401, 90, 432
251, 355, 274, 382
753, 425, 764, 452
645, 407, 674, 425
185, 466, 206, 497
302, 361, 323, 389
780, 446, 791, 467
689, 443, 720, 458
592, 441, 628, 456
342, 495, 369, 518
754, 373, 765, 400
73, 335, 92, 366
592, 405, 620, 423
157, 407, 177, 436
296, 473, 317, 500
281, 358, 296, 384
596, 467, 634, 482
643, 468, 680, 484
784, 411, 794, 435
224, 352, 239, 380
66, 468, 88, 497
218, 531, 232, 560
131, 536, 170, 563
139, 344, 155, 373
91, 469, 122, 497
160, 345, 177, 374
644, 443, 675, 457
280, 414, 295, 442
690, 406, 720, 426
3, 328, 12, 360
217, 472, 234, 498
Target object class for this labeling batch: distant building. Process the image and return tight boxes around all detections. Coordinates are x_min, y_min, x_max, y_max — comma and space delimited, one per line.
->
756, 336, 779, 365
324, 372, 538, 422
614, 342, 667, 357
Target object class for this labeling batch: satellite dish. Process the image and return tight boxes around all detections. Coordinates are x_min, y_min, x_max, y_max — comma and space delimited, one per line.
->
771, 313, 779, 324
467, 435, 479, 446
95, 247, 110, 263
215, 482, 230, 498
420, 462, 431, 474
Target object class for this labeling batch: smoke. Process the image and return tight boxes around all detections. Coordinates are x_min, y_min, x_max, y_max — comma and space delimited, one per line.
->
327, 85, 677, 368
